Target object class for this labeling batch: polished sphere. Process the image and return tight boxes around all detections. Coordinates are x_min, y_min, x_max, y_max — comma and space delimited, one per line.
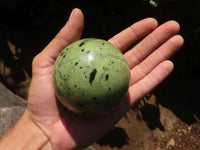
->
53, 38, 130, 117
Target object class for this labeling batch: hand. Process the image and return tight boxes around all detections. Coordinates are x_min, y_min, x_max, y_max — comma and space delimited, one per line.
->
26, 8, 183, 149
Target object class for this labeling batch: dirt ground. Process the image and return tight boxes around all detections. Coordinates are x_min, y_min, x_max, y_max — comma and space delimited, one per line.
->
92, 95, 200, 150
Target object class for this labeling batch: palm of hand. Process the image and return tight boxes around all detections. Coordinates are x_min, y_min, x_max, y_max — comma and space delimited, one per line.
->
26, 9, 183, 150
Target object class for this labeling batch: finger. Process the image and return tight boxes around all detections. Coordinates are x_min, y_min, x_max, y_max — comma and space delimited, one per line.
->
41, 8, 84, 61
125, 20, 180, 69
130, 35, 184, 85
128, 60, 174, 105
108, 18, 158, 52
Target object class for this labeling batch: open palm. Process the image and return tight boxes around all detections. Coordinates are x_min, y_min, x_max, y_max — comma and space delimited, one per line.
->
26, 9, 183, 149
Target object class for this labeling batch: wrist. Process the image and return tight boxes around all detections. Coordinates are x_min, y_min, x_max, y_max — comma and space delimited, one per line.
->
0, 110, 52, 150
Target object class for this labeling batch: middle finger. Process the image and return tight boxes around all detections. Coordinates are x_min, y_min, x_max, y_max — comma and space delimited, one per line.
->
124, 20, 180, 69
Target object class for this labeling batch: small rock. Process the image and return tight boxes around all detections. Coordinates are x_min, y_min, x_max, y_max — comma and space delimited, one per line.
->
166, 138, 175, 149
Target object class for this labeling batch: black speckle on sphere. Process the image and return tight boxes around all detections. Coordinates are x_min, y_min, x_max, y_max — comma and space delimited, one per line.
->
79, 41, 85, 47
105, 74, 109, 81
89, 69, 97, 83
75, 62, 78, 66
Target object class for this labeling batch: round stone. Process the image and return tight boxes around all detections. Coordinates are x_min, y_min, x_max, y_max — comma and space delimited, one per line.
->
53, 38, 130, 117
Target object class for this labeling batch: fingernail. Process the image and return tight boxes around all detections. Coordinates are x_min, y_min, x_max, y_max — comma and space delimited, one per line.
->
69, 8, 76, 20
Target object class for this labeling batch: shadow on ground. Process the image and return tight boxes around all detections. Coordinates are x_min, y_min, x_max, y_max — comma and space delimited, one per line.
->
96, 127, 129, 148
134, 95, 165, 131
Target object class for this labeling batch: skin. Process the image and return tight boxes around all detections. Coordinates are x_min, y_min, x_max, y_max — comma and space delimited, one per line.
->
0, 8, 184, 150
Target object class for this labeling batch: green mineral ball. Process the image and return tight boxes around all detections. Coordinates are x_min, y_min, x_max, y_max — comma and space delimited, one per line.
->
53, 38, 130, 117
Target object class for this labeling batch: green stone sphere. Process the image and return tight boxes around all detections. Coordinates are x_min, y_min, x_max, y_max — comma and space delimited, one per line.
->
53, 38, 130, 117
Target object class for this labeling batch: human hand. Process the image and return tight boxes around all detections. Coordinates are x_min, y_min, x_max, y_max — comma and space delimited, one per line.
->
26, 8, 183, 149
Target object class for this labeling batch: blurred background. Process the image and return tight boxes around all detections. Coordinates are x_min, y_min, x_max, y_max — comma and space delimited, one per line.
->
0, 0, 200, 149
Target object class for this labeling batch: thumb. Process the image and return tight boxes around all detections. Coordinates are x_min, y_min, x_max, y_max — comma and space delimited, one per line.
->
41, 8, 84, 61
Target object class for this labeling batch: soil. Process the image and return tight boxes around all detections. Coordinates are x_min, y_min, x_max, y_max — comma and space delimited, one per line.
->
92, 95, 200, 150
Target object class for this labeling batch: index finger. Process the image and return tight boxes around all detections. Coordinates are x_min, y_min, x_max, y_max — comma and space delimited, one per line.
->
108, 18, 158, 52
